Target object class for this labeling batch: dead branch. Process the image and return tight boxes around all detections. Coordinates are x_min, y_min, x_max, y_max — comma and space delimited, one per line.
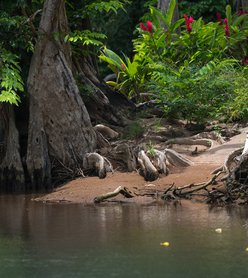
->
94, 186, 134, 203
174, 173, 219, 196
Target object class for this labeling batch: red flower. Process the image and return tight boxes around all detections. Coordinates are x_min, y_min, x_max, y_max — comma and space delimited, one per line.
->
216, 12, 222, 25
146, 21, 153, 32
140, 21, 153, 33
184, 14, 194, 33
121, 63, 125, 71
224, 18, 230, 37
140, 22, 147, 31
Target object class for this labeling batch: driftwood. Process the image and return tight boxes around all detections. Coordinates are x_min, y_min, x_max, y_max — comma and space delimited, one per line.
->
94, 186, 134, 203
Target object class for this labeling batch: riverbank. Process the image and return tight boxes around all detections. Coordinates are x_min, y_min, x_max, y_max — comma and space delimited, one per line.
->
34, 125, 248, 205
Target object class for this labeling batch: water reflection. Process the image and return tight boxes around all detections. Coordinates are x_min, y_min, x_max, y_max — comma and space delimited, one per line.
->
1, 195, 248, 278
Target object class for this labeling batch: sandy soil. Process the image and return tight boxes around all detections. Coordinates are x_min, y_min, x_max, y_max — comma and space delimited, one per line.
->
35, 126, 248, 205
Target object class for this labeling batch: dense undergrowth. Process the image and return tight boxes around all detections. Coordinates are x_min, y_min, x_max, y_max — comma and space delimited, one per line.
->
100, 1, 248, 123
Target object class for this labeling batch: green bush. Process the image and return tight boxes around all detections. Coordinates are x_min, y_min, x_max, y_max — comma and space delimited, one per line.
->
99, 2, 248, 122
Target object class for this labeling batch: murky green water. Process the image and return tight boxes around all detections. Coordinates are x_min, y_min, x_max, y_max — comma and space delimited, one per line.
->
1, 195, 248, 278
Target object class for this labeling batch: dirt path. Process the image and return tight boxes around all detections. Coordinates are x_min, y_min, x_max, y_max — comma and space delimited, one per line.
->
35, 128, 248, 205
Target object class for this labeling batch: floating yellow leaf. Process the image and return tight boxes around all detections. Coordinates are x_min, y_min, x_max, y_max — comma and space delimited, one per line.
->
160, 242, 170, 247
215, 228, 222, 233
245, 247, 248, 252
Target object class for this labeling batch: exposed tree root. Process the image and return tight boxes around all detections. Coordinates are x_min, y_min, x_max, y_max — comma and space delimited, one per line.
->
94, 124, 119, 140
191, 131, 226, 144
83, 152, 113, 179
137, 150, 159, 181
160, 141, 248, 205
165, 137, 214, 148
113, 143, 137, 172
152, 150, 169, 175
164, 148, 193, 167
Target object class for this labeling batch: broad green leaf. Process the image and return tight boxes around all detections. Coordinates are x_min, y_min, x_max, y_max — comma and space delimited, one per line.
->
164, 0, 176, 27
226, 5, 232, 24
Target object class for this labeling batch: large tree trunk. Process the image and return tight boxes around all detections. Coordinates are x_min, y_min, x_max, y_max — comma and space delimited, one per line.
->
236, 0, 248, 10
73, 56, 133, 126
0, 104, 25, 192
157, 0, 179, 23
26, 0, 97, 190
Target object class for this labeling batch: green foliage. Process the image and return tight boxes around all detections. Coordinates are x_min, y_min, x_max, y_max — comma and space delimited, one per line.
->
89, 0, 148, 57
179, 0, 229, 21
0, 11, 34, 53
147, 61, 242, 122
100, 3, 248, 122
66, 0, 132, 60
65, 30, 107, 47
0, 48, 24, 105
146, 141, 156, 157
224, 67, 248, 121
122, 121, 144, 140
99, 47, 145, 97
85, 0, 130, 15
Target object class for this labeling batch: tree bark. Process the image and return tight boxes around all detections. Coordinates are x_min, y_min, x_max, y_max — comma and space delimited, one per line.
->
236, 0, 248, 10
0, 104, 25, 191
157, 0, 179, 23
26, 0, 97, 190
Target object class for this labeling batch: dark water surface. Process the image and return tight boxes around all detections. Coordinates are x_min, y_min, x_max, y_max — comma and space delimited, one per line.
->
1, 195, 248, 278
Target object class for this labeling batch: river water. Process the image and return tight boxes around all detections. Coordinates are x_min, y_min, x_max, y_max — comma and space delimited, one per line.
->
1, 195, 248, 278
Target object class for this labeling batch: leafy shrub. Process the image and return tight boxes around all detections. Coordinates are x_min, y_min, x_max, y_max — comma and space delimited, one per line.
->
0, 48, 24, 105
99, 2, 248, 122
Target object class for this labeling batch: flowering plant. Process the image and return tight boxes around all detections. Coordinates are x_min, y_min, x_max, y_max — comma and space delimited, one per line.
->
140, 21, 153, 33
184, 14, 194, 32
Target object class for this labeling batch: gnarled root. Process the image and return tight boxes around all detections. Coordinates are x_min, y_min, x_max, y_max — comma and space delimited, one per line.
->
83, 152, 113, 179
150, 150, 168, 175
94, 124, 119, 140
113, 143, 137, 172
137, 150, 159, 181
137, 148, 192, 181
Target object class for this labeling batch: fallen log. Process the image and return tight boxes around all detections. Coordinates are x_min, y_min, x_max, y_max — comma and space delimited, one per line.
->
94, 186, 134, 203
